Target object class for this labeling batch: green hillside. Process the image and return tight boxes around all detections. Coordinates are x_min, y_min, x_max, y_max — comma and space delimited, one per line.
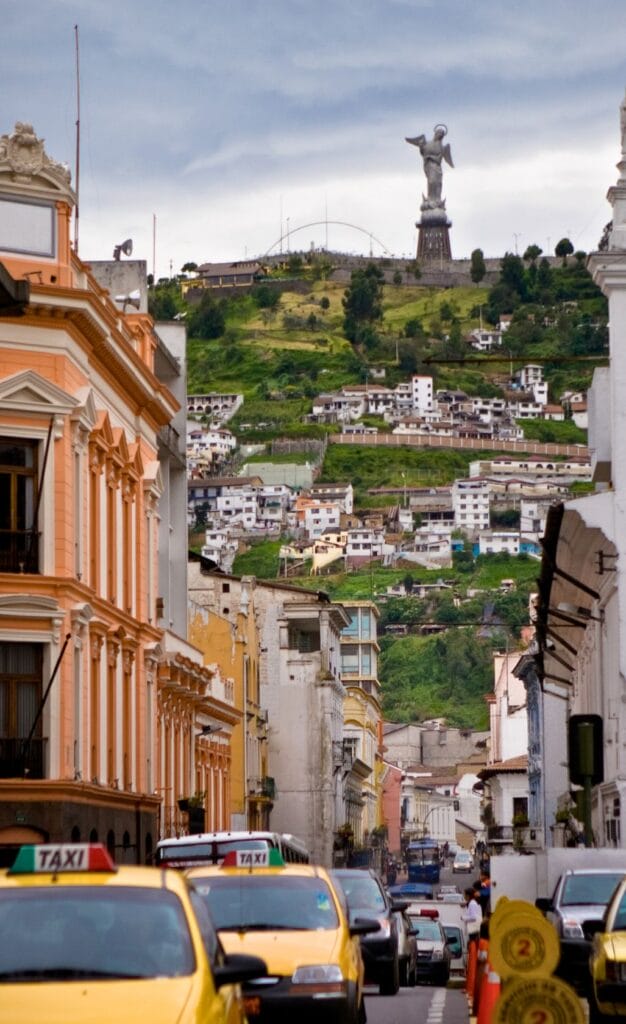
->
175, 250, 605, 729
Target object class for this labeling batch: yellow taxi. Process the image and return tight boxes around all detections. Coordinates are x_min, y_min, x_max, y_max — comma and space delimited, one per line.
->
0, 842, 266, 1024
187, 849, 380, 1024
588, 873, 626, 1020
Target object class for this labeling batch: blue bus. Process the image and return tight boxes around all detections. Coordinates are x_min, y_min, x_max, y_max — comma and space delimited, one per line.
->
406, 839, 442, 884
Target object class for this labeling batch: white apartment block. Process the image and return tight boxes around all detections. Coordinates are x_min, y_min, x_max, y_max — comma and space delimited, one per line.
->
309, 483, 354, 515
411, 375, 434, 413
469, 457, 591, 481
468, 329, 502, 351
187, 392, 243, 423
478, 531, 520, 556
201, 526, 239, 573
216, 489, 259, 530
301, 502, 342, 539
346, 528, 385, 564
452, 478, 491, 533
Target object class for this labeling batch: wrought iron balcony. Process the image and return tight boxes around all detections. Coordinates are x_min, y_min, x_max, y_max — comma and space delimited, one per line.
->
249, 776, 275, 800
0, 738, 47, 779
0, 530, 40, 574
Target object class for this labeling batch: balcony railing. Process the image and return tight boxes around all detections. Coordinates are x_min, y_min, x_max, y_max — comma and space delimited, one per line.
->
0, 530, 40, 574
249, 776, 275, 800
0, 738, 47, 779
486, 825, 515, 843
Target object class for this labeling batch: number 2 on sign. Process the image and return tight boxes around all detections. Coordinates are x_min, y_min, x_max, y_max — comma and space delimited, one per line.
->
516, 937, 532, 957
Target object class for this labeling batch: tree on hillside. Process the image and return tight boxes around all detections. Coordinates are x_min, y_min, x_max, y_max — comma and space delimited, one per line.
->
252, 284, 281, 309
181, 261, 198, 274
555, 237, 574, 265
406, 260, 422, 281
187, 293, 225, 339
342, 263, 384, 344
523, 245, 542, 264
470, 248, 486, 285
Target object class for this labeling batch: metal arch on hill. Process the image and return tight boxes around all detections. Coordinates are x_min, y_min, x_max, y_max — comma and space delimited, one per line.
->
263, 221, 394, 257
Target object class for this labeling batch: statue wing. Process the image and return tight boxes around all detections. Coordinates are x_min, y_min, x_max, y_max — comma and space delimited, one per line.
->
442, 143, 454, 168
406, 135, 425, 149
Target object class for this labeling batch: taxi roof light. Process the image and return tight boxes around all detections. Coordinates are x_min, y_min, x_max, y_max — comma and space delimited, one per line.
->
9, 843, 117, 875
221, 848, 285, 869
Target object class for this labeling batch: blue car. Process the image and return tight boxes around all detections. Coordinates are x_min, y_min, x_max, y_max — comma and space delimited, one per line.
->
388, 882, 434, 901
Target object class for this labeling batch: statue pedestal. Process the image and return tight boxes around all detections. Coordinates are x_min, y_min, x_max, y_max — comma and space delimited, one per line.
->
416, 206, 452, 263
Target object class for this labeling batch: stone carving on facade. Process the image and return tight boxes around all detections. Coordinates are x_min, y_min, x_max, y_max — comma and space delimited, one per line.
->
0, 122, 72, 187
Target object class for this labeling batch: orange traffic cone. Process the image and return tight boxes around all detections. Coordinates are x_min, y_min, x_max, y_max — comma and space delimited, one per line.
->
477, 969, 501, 1024
466, 939, 478, 1001
473, 938, 490, 1016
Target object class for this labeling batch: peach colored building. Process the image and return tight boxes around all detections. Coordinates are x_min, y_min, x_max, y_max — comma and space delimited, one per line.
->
0, 122, 237, 863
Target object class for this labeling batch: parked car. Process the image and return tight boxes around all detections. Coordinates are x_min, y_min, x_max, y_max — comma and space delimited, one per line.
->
536, 868, 625, 995
333, 868, 407, 996
406, 907, 451, 986
587, 873, 626, 1019
394, 909, 417, 987
452, 851, 474, 874
388, 882, 434, 901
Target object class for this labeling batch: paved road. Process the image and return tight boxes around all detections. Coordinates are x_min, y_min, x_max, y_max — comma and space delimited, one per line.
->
364, 985, 469, 1024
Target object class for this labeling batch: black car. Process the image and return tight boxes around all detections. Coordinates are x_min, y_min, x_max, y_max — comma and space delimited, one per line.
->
332, 868, 407, 995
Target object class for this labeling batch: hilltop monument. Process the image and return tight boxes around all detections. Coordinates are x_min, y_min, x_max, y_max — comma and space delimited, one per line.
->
406, 124, 454, 262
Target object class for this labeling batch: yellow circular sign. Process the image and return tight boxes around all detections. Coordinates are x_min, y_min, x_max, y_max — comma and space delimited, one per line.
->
489, 912, 560, 979
493, 975, 584, 1024
491, 899, 544, 928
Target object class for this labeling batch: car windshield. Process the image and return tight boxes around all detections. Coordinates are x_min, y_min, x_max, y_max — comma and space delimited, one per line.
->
409, 918, 442, 941
193, 875, 339, 931
561, 873, 623, 906
0, 887, 195, 981
455, 853, 471, 862
334, 874, 386, 911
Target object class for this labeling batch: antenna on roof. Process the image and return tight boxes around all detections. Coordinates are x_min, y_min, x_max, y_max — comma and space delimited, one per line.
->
74, 24, 81, 255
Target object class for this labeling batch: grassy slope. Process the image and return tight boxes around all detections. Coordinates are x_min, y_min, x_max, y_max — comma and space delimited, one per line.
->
188, 278, 578, 728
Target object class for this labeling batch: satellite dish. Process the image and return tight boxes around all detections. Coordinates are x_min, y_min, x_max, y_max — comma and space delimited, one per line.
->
113, 238, 134, 260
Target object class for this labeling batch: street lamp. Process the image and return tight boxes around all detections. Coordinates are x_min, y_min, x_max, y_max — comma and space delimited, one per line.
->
513, 233, 522, 256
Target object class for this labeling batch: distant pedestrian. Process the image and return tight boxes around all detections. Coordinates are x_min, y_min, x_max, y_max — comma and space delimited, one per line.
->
461, 886, 483, 945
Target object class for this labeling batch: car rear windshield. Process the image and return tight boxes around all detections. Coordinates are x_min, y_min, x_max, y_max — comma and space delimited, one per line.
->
193, 875, 339, 931
561, 873, 624, 906
0, 887, 195, 982
409, 918, 442, 941
334, 874, 386, 911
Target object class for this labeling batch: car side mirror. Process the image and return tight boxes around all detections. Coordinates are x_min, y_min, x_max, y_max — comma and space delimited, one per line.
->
391, 899, 409, 912
582, 919, 605, 938
350, 916, 382, 937
213, 953, 267, 989
535, 897, 552, 914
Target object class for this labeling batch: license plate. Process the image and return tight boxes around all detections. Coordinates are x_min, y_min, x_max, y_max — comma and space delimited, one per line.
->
244, 996, 261, 1016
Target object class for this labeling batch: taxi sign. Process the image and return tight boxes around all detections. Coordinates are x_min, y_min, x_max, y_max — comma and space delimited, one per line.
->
221, 848, 284, 869
493, 974, 584, 1024
9, 843, 116, 875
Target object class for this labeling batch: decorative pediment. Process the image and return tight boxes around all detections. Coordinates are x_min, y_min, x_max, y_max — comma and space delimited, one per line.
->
0, 594, 63, 620
0, 369, 78, 417
71, 387, 98, 433
91, 410, 116, 448
0, 123, 75, 203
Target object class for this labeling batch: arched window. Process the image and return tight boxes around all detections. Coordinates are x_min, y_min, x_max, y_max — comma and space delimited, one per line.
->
107, 829, 115, 858
71, 826, 81, 843
89, 828, 98, 843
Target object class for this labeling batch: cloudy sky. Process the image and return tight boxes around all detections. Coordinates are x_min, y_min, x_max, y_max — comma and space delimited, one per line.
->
4, 0, 626, 277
